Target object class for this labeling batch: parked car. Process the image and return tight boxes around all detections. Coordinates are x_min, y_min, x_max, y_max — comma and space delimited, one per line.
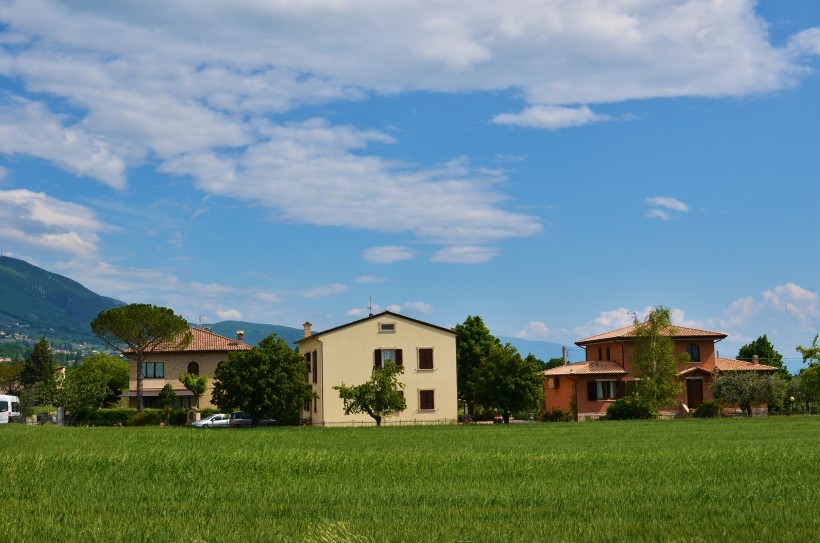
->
192, 413, 229, 428
228, 411, 277, 427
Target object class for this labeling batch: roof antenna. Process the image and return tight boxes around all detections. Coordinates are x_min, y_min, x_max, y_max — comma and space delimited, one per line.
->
368, 294, 374, 317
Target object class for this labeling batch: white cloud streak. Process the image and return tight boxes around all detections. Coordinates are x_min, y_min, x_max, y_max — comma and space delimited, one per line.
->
362, 246, 417, 264
493, 105, 611, 129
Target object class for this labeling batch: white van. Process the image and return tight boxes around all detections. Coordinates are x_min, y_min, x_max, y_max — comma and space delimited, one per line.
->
0, 395, 21, 424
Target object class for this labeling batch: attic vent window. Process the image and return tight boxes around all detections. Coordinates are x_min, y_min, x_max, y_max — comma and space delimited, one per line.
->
379, 323, 396, 333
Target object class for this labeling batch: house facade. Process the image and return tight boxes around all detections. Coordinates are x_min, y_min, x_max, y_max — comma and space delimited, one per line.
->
543, 324, 777, 420
296, 311, 458, 426
124, 327, 250, 409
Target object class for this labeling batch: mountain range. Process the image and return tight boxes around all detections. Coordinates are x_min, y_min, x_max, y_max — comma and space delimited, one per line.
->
0, 255, 567, 359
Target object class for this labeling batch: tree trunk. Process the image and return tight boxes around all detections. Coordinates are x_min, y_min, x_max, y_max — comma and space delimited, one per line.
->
502, 412, 510, 424
136, 355, 144, 414
375, 415, 382, 427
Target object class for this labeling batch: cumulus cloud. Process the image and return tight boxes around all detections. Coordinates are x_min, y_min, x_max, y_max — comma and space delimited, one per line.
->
355, 275, 388, 284
0, 189, 108, 257
431, 246, 499, 264
403, 301, 434, 315
493, 105, 611, 129
215, 308, 243, 321
515, 321, 551, 339
362, 246, 417, 264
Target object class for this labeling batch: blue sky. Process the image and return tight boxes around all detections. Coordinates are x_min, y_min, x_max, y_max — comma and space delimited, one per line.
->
1, 1, 819, 372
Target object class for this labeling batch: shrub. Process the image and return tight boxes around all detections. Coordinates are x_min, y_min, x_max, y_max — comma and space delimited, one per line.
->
129, 410, 165, 426
542, 408, 573, 422
693, 400, 721, 418
605, 397, 657, 420
74, 408, 137, 426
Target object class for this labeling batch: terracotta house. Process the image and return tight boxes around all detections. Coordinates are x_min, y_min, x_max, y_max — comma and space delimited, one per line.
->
123, 327, 250, 409
296, 311, 458, 426
543, 324, 777, 420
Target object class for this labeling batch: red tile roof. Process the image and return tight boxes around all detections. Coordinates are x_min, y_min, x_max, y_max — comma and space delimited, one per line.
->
543, 360, 628, 376
150, 327, 251, 353
576, 324, 726, 346
715, 358, 777, 372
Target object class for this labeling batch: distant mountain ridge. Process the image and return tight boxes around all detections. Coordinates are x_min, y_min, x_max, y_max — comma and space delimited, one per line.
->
0, 256, 125, 342
197, 320, 303, 347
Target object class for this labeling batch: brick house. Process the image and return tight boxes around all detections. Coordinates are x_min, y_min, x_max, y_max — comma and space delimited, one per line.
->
543, 324, 777, 420
296, 311, 458, 426
123, 327, 250, 409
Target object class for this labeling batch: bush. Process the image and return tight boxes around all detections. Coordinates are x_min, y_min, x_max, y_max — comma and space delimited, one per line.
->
542, 408, 573, 422
693, 400, 721, 418
74, 407, 137, 426
605, 397, 657, 420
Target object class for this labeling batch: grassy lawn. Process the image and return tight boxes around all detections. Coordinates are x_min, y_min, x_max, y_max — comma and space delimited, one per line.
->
1, 417, 818, 542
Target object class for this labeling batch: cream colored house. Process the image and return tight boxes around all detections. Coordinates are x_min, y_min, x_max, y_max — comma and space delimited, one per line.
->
124, 327, 250, 409
296, 311, 458, 426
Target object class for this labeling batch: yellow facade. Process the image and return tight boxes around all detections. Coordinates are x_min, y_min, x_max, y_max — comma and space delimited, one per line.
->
297, 312, 458, 426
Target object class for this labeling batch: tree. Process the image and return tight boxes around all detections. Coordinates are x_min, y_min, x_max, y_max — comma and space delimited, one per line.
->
789, 369, 819, 413
0, 362, 22, 395
737, 335, 790, 380
333, 360, 407, 427
472, 343, 543, 424
796, 334, 820, 366
179, 372, 208, 408
158, 383, 177, 409
212, 334, 314, 425
53, 368, 110, 418
75, 354, 129, 407
453, 316, 501, 415
22, 336, 54, 387
91, 304, 191, 414
711, 372, 787, 415
630, 306, 689, 411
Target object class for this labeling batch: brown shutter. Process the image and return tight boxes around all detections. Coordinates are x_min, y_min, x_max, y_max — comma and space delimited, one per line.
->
616, 381, 626, 399
587, 380, 597, 401
312, 351, 318, 384
553, 376, 560, 389
395, 349, 403, 366
374, 349, 381, 368
419, 348, 433, 369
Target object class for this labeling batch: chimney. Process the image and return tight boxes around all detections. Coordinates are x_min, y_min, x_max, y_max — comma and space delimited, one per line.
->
303, 321, 312, 338
752, 354, 759, 365
236, 331, 245, 345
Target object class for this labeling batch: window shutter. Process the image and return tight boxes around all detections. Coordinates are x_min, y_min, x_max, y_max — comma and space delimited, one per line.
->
312, 351, 318, 384
395, 349, 403, 366
419, 348, 433, 369
553, 376, 560, 390
616, 381, 626, 399
374, 349, 381, 368
587, 381, 597, 401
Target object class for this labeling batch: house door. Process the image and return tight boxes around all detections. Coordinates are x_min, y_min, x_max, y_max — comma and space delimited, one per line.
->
686, 379, 703, 409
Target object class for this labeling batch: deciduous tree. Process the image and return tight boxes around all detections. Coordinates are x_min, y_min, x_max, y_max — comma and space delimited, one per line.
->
472, 343, 543, 423
334, 360, 407, 427
180, 372, 208, 408
212, 334, 314, 425
737, 335, 790, 379
75, 354, 129, 407
711, 372, 787, 415
91, 304, 191, 413
454, 315, 500, 415
631, 306, 689, 411
796, 334, 820, 366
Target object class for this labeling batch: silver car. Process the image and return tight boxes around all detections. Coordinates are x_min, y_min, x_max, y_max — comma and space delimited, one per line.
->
191, 413, 229, 428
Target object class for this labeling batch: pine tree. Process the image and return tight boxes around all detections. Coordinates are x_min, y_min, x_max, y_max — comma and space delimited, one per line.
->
22, 336, 54, 386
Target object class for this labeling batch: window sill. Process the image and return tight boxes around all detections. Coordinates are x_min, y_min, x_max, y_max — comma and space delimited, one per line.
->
416, 368, 435, 372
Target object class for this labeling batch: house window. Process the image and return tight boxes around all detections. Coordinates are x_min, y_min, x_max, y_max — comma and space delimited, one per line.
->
374, 348, 403, 368
587, 380, 625, 401
687, 343, 701, 362
144, 362, 164, 379
312, 351, 318, 384
187, 361, 199, 375
419, 390, 435, 410
418, 348, 434, 370
313, 397, 318, 413
304, 399, 311, 412
606, 347, 611, 361
379, 323, 396, 333
598, 347, 603, 360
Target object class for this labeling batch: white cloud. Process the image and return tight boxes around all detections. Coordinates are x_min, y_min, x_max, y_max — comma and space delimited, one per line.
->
492, 105, 611, 129
355, 275, 388, 284
431, 246, 499, 264
255, 291, 283, 303
0, 98, 126, 188
515, 321, 551, 339
788, 27, 820, 56
303, 283, 349, 299
215, 308, 243, 321
403, 301, 434, 315
0, 189, 108, 257
385, 304, 402, 313
362, 246, 417, 264
761, 283, 819, 321
645, 196, 690, 220
645, 197, 690, 212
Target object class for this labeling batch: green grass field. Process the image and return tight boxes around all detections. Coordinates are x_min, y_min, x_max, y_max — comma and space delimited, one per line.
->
1, 417, 818, 543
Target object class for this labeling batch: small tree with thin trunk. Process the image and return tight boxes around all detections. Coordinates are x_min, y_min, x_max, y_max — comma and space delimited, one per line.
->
631, 306, 690, 412
180, 372, 208, 408
91, 304, 191, 414
334, 360, 407, 427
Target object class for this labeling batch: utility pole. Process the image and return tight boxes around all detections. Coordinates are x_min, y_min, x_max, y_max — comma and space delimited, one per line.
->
562, 345, 567, 365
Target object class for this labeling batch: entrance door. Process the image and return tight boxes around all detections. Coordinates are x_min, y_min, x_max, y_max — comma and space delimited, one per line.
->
686, 379, 703, 409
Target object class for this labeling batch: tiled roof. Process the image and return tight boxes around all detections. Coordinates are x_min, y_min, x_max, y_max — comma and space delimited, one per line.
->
677, 366, 714, 376
149, 327, 251, 353
715, 358, 777, 372
296, 310, 456, 343
543, 360, 628, 376
576, 324, 727, 346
